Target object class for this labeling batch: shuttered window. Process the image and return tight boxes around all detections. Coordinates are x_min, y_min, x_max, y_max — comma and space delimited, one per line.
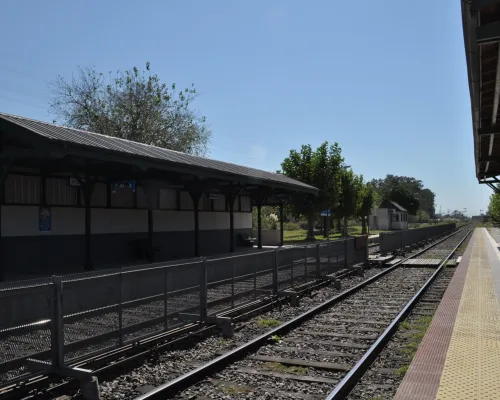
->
4, 174, 40, 204
46, 177, 78, 206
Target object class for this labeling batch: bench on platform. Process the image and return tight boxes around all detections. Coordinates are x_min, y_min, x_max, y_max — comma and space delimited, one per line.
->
238, 234, 257, 247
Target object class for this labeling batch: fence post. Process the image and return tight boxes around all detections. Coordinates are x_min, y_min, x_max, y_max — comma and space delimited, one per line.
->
50, 275, 64, 368
344, 236, 348, 268
164, 266, 168, 330
273, 249, 279, 295
316, 243, 321, 279
304, 246, 308, 281
253, 257, 257, 300
200, 258, 208, 322
118, 268, 123, 345
231, 257, 235, 308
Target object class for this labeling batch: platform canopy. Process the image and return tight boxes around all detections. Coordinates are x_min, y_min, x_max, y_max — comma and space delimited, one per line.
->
462, 1, 500, 192
0, 113, 318, 201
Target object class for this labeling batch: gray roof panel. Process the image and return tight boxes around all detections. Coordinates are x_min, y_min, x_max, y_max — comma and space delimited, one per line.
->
0, 113, 317, 193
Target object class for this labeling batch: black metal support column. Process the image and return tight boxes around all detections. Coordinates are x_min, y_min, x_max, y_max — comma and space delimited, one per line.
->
229, 201, 235, 252
224, 186, 243, 253
148, 208, 153, 263
194, 199, 200, 257
78, 175, 95, 271
0, 157, 13, 281
257, 204, 262, 249
83, 186, 92, 271
142, 182, 157, 263
279, 202, 284, 247
188, 190, 202, 258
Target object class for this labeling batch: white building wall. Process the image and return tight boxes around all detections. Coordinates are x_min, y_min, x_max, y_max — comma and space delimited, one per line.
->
1, 206, 252, 237
91, 209, 148, 234
2, 206, 85, 236
375, 208, 390, 231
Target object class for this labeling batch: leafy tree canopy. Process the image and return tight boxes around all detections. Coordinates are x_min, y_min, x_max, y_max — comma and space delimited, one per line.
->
279, 142, 344, 238
370, 174, 432, 216
488, 186, 500, 222
49, 62, 211, 156
383, 185, 420, 215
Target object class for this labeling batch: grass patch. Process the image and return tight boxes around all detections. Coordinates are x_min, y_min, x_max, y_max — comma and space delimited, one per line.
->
283, 226, 385, 244
400, 321, 412, 330
263, 362, 308, 375
257, 318, 281, 328
269, 334, 282, 343
395, 364, 409, 377
400, 315, 434, 359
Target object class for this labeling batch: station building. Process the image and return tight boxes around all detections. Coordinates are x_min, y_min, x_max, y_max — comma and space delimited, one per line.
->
368, 200, 408, 231
0, 113, 317, 280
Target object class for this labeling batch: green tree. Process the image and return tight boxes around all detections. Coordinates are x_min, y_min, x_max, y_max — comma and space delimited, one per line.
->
488, 188, 500, 222
49, 62, 211, 155
370, 174, 431, 216
336, 169, 362, 237
357, 182, 375, 234
383, 185, 420, 215
280, 142, 344, 239
416, 209, 430, 223
417, 188, 436, 217
252, 206, 279, 230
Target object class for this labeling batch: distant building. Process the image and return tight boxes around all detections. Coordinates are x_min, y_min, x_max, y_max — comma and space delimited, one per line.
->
369, 200, 409, 231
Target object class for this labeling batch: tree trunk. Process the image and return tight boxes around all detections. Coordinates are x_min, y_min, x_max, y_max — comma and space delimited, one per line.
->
336, 219, 341, 233
307, 213, 315, 240
361, 216, 367, 235
343, 217, 348, 237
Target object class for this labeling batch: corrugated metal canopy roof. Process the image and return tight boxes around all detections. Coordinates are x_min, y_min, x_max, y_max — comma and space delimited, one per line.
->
0, 113, 317, 194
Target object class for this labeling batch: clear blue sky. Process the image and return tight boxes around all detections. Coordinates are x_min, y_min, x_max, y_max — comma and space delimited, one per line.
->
0, 0, 490, 216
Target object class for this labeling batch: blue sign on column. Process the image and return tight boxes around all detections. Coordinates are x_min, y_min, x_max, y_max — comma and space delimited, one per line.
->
320, 210, 331, 217
39, 206, 52, 232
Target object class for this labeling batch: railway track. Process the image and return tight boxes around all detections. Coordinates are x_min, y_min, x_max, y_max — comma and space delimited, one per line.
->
345, 229, 473, 400
128, 224, 473, 400
0, 228, 461, 399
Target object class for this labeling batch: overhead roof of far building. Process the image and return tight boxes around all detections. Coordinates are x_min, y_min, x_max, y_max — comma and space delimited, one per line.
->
379, 199, 407, 212
0, 113, 318, 196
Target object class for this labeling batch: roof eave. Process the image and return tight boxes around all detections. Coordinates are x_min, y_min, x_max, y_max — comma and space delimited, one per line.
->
462, 0, 482, 180
1, 120, 318, 196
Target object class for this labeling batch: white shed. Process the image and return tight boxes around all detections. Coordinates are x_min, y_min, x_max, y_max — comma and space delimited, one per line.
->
369, 200, 408, 231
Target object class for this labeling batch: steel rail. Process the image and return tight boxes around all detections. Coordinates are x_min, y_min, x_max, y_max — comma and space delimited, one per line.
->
134, 225, 470, 400
325, 226, 474, 400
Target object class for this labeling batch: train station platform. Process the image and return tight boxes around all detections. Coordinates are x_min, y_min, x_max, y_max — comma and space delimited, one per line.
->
394, 227, 500, 400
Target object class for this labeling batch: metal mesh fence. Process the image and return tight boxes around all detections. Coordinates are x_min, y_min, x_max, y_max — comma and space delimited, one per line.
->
0, 236, 370, 385
277, 245, 317, 290
166, 261, 204, 327
206, 250, 275, 315
0, 279, 52, 383
121, 265, 166, 343
62, 271, 121, 361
